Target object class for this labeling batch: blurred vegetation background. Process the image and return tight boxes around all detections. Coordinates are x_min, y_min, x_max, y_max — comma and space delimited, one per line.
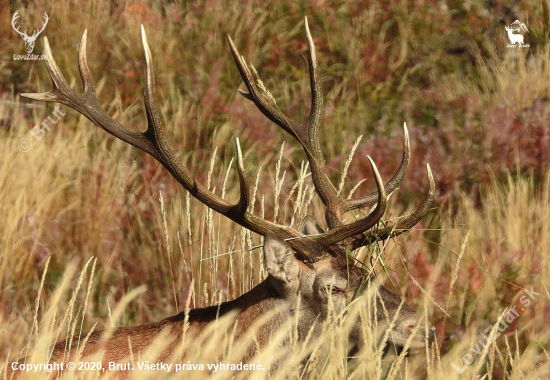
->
1, 0, 550, 378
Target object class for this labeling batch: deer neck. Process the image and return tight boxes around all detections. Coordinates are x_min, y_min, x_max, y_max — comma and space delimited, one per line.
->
166, 279, 284, 324
164, 279, 303, 347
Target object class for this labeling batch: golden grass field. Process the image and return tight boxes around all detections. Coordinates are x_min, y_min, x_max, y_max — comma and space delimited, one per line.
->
1, 0, 550, 378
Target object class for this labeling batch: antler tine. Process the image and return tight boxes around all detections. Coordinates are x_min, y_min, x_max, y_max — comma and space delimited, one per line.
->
235, 138, 251, 215
140, 25, 165, 144
315, 156, 387, 247
226, 36, 303, 142
78, 30, 95, 94
344, 123, 411, 212
351, 164, 435, 249
228, 17, 344, 229
303, 17, 323, 165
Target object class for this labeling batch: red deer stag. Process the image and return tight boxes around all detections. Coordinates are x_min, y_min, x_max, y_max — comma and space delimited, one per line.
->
11, 18, 435, 378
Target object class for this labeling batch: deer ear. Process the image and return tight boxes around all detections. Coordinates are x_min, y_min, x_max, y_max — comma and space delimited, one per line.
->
264, 231, 300, 284
299, 216, 324, 236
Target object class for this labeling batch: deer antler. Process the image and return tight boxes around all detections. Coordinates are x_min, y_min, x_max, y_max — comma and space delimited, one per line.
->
20, 21, 432, 262
228, 17, 434, 249
20, 27, 345, 261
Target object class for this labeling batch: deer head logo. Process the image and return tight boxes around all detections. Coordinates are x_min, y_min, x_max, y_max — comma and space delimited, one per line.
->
11, 11, 49, 54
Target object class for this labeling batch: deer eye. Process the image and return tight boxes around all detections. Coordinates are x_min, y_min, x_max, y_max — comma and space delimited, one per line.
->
327, 285, 345, 295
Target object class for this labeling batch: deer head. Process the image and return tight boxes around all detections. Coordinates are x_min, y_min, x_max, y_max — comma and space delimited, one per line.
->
17, 18, 436, 370
262, 222, 431, 350
11, 11, 49, 54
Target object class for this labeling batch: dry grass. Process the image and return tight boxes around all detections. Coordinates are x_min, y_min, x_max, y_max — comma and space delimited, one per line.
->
1, 0, 550, 378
